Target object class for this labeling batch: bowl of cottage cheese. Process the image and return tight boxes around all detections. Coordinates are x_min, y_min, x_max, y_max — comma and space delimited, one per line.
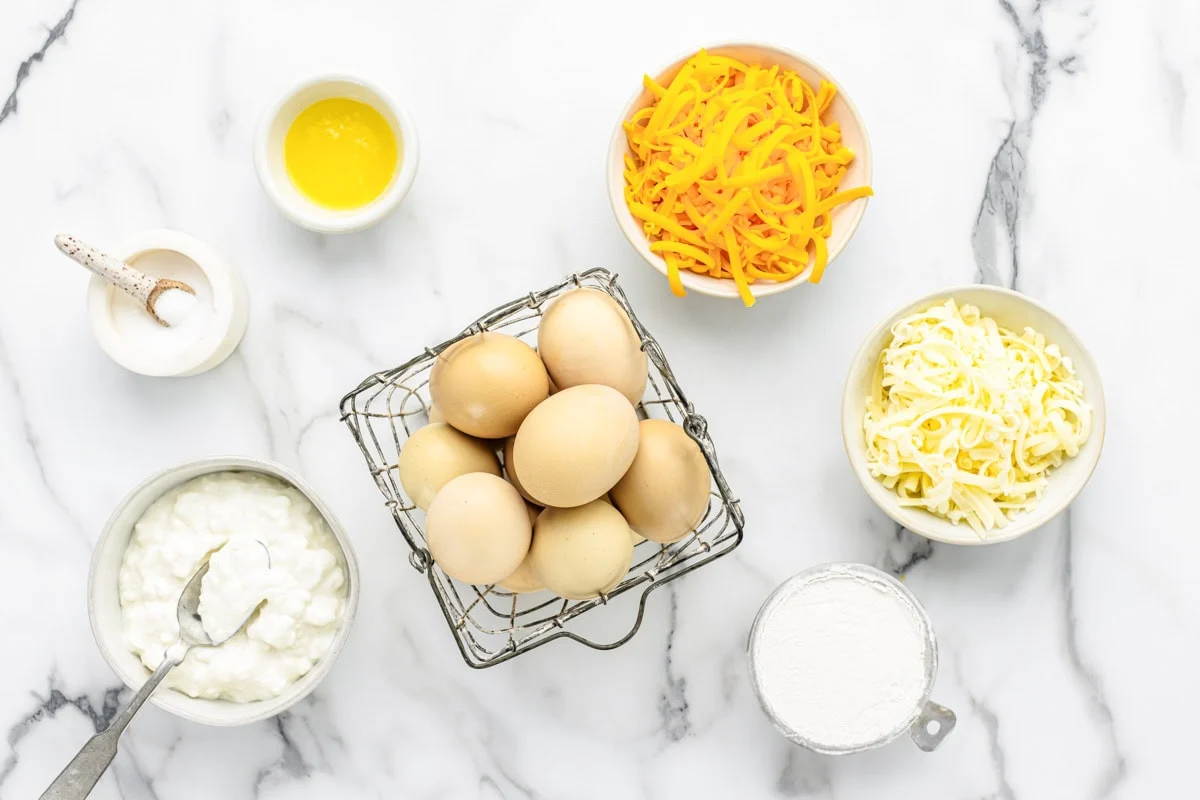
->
89, 456, 360, 726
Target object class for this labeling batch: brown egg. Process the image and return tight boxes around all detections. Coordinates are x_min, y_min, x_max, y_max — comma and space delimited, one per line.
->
427, 404, 446, 424
429, 333, 549, 438
601, 496, 645, 545
610, 419, 711, 543
498, 545, 544, 594
498, 505, 542, 593
537, 289, 648, 405
425, 473, 531, 585
512, 385, 639, 508
398, 423, 501, 510
502, 436, 540, 506
530, 500, 634, 600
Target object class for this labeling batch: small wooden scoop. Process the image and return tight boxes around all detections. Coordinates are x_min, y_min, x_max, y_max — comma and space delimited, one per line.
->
54, 234, 195, 327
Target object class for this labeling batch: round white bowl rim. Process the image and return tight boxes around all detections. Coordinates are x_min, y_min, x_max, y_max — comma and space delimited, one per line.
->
85, 229, 246, 378
88, 455, 361, 726
841, 283, 1107, 545
606, 41, 873, 300
254, 72, 420, 234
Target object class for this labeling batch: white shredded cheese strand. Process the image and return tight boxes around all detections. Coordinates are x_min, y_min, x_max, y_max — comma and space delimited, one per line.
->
863, 299, 1092, 536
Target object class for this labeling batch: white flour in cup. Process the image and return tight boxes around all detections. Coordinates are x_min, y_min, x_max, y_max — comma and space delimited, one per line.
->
750, 568, 930, 751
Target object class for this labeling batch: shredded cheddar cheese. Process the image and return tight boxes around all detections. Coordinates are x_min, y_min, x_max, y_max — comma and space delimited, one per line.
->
623, 50, 873, 307
863, 300, 1092, 536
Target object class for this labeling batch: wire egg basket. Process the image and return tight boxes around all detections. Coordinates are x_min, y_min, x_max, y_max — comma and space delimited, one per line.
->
339, 268, 744, 668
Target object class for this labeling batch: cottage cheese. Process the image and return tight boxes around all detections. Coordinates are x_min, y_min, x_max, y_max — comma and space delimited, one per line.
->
118, 471, 346, 702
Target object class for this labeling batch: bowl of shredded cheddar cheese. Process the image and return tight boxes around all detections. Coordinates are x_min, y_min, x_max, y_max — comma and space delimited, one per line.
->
842, 286, 1105, 545
607, 43, 873, 307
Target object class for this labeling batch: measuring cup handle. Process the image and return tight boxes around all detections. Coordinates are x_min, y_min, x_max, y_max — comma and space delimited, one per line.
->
909, 699, 957, 752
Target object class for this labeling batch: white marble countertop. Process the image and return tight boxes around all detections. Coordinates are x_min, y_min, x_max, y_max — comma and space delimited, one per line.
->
1, 0, 1195, 797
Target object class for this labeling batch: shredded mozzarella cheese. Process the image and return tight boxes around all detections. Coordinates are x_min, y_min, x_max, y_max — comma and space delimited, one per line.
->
863, 299, 1091, 535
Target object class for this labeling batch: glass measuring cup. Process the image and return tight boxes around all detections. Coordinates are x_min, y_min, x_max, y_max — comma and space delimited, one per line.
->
747, 562, 956, 754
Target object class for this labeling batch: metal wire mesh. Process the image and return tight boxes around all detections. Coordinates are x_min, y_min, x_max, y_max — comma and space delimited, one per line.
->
339, 268, 744, 668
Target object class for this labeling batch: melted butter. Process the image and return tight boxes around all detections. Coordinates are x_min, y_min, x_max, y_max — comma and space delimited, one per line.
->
284, 97, 399, 210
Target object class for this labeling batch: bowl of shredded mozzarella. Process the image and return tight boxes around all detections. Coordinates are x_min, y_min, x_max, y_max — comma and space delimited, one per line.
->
842, 286, 1105, 544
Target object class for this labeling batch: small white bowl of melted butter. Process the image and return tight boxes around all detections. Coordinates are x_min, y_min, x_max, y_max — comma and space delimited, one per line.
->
255, 74, 419, 234
89, 457, 359, 726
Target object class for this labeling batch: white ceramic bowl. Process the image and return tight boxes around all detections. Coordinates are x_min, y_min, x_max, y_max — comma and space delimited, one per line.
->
606, 42, 872, 301
86, 229, 249, 378
89, 456, 360, 726
254, 74, 419, 234
842, 285, 1106, 545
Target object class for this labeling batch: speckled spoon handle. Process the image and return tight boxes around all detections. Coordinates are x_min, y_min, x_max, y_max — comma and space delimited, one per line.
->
53, 234, 193, 327
39, 643, 188, 799
54, 234, 158, 304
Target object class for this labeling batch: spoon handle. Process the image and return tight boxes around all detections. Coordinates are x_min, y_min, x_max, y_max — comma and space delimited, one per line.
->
40, 646, 187, 800
54, 234, 158, 307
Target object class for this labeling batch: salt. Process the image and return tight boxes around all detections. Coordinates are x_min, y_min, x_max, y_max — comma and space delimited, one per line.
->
750, 569, 930, 751
108, 250, 213, 358
155, 287, 199, 327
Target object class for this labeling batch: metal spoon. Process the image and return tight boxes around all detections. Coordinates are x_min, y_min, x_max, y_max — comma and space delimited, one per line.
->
40, 556, 266, 799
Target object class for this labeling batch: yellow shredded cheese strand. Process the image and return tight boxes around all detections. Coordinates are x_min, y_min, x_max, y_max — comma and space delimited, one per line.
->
863, 300, 1093, 536
723, 227, 753, 306
623, 50, 873, 305
650, 240, 715, 266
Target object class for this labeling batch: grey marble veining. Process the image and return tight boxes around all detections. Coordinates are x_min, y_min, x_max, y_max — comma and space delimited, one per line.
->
1059, 514, 1126, 799
0, 0, 80, 128
973, 0, 1096, 290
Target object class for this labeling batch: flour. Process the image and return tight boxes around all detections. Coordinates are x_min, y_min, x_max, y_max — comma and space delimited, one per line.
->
750, 568, 930, 751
